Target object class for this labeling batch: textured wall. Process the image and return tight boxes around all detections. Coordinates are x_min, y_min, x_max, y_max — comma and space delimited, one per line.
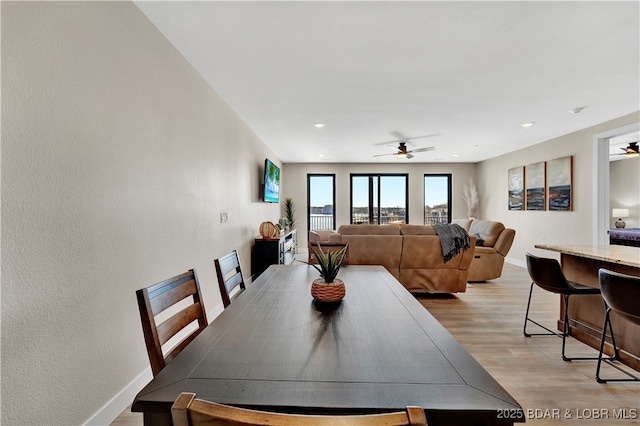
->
1, 2, 279, 424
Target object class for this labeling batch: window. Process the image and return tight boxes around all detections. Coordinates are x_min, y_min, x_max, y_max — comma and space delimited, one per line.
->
351, 174, 408, 224
424, 174, 451, 225
307, 174, 335, 231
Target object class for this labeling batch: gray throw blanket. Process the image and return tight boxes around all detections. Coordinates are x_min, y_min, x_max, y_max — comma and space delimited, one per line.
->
433, 223, 471, 263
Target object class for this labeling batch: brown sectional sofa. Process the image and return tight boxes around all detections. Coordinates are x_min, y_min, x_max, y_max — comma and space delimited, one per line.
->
322, 224, 476, 293
453, 219, 516, 282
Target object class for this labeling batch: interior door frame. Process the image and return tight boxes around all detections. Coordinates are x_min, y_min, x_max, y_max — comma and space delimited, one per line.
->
592, 122, 640, 245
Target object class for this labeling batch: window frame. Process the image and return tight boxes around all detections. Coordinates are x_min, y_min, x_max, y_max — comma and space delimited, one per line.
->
423, 173, 452, 225
307, 174, 336, 232
350, 173, 409, 224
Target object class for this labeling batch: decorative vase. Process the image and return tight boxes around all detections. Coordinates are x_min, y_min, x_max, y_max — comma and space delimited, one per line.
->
311, 278, 345, 303
259, 221, 279, 238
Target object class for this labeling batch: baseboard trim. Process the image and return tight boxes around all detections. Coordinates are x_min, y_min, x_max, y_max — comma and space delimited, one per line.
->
83, 302, 225, 425
505, 256, 526, 269
83, 368, 152, 426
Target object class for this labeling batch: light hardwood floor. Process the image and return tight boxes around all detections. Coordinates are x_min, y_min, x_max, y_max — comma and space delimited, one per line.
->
112, 262, 639, 425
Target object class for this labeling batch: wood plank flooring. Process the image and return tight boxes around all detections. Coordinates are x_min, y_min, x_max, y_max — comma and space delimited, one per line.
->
112, 262, 639, 425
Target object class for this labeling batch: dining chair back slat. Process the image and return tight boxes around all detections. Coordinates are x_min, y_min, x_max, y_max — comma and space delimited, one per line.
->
136, 270, 208, 376
215, 250, 246, 308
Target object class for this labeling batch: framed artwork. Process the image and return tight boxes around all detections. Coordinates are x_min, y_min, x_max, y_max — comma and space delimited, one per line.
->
547, 156, 573, 211
508, 166, 524, 210
525, 162, 546, 210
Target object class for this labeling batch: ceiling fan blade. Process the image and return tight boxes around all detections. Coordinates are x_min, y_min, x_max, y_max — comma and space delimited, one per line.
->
373, 152, 397, 157
374, 133, 440, 146
389, 130, 406, 140
404, 133, 440, 142
408, 146, 435, 154
406, 153, 414, 159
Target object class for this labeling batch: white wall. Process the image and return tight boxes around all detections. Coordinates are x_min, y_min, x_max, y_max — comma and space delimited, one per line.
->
477, 112, 640, 265
282, 162, 477, 247
1, 2, 280, 425
610, 157, 640, 228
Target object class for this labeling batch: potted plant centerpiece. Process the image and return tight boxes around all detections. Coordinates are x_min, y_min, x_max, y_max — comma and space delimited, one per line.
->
307, 242, 349, 303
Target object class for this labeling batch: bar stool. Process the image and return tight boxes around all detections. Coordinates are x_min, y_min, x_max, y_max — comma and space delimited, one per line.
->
596, 269, 640, 383
523, 253, 606, 361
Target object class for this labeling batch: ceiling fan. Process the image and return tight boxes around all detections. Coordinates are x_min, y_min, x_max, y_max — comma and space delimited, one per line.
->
373, 132, 436, 159
611, 141, 639, 157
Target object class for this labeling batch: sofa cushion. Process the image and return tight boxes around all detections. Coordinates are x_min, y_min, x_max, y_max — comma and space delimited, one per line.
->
452, 219, 472, 231
338, 234, 403, 280
400, 235, 463, 268
399, 224, 437, 235
468, 220, 505, 247
309, 229, 337, 243
337, 224, 401, 235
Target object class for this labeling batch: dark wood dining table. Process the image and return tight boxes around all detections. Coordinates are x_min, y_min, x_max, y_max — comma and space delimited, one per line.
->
132, 265, 523, 425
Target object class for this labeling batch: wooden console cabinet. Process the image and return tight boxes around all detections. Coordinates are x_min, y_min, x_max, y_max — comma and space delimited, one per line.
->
252, 229, 297, 278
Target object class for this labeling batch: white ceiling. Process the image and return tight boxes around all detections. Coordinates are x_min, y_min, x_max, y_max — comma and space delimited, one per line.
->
134, 1, 640, 164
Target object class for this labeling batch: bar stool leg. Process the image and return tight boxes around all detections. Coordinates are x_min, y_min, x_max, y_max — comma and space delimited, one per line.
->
524, 286, 609, 362
524, 283, 563, 338
596, 306, 639, 383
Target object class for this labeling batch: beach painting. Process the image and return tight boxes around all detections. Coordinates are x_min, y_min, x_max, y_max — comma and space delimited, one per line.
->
508, 166, 524, 210
525, 162, 546, 210
547, 156, 572, 211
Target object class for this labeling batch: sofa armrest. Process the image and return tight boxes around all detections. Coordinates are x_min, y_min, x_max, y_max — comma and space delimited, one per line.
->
493, 229, 515, 257
310, 229, 337, 243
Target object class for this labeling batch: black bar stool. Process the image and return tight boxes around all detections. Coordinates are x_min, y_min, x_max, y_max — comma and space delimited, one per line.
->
524, 253, 609, 361
596, 269, 640, 383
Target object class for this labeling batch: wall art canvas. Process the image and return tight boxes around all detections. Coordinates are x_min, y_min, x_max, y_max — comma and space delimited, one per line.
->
508, 166, 524, 210
525, 162, 546, 210
547, 156, 572, 211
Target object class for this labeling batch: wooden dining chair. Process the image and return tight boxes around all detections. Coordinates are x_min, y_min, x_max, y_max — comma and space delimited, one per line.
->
214, 250, 246, 308
136, 270, 208, 376
171, 393, 428, 426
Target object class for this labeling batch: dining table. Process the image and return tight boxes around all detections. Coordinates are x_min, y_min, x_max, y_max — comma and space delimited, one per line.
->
132, 264, 523, 425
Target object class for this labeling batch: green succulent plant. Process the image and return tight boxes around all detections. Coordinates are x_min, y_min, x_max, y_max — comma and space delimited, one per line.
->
282, 197, 295, 229
308, 243, 348, 283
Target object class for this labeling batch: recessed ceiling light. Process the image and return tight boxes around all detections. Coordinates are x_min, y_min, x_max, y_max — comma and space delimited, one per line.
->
452, 154, 460, 157
314, 122, 325, 128
521, 122, 535, 128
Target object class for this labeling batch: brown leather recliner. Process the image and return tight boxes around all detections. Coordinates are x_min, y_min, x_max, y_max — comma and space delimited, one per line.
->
454, 219, 515, 282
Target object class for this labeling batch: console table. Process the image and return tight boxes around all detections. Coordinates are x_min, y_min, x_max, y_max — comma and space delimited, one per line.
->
252, 228, 297, 278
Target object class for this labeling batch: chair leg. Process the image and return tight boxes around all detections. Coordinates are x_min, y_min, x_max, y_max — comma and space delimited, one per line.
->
596, 308, 640, 383
524, 286, 609, 362
561, 294, 607, 362
524, 283, 566, 338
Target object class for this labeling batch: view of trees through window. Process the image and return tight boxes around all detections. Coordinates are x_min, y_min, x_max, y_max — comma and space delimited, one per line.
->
351, 174, 408, 224
307, 174, 335, 230
424, 174, 451, 225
